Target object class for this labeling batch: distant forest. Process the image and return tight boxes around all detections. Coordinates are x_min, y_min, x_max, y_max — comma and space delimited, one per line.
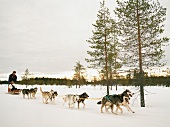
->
1, 76, 170, 87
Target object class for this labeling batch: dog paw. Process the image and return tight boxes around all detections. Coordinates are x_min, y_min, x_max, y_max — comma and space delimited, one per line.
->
112, 112, 117, 115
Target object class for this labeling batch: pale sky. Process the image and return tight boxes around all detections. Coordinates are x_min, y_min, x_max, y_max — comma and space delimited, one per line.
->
0, 0, 170, 80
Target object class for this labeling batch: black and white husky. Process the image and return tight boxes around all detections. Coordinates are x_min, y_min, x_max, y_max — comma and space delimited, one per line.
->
50, 91, 58, 105
63, 94, 80, 108
77, 92, 89, 109
97, 89, 135, 114
22, 87, 38, 99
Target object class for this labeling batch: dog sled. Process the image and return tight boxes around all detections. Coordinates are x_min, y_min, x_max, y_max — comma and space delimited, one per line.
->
8, 85, 21, 95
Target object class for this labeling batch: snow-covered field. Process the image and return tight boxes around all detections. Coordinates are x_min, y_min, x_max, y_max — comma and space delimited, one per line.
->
0, 84, 170, 127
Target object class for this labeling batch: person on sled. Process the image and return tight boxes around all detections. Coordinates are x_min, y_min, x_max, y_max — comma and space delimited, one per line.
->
8, 71, 17, 92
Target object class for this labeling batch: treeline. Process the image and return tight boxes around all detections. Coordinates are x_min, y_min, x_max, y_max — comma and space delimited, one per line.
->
1, 76, 170, 87
96, 76, 170, 87
0, 77, 87, 88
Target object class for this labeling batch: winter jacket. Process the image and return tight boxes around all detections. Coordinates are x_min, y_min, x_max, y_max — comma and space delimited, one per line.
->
8, 74, 17, 83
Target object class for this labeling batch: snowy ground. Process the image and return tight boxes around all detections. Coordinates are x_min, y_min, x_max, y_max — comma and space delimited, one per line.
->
0, 84, 170, 127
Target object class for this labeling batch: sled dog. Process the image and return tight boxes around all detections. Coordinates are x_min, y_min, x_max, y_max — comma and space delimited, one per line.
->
77, 92, 89, 109
50, 91, 58, 105
22, 87, 38, 99
97, 89, 135, 114
40, 87, 55, 104
22, 89, 30, 99
29, 87, 38, 99
63, 94, 80, 108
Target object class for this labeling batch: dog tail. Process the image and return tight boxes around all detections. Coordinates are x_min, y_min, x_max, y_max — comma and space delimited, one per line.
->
97, 101, 101, 104
40, 87, 43, 93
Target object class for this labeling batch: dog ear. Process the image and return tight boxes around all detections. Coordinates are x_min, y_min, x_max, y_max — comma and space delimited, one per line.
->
126, 89, 130, 92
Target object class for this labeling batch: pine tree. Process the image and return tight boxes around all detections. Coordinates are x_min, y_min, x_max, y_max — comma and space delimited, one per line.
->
115, 0, 169, 107
22, 69, 31, 87
22, 69, 31, 80
108, 19, 124, 90
73, 61, 86, 88
86, 0, 113, 95
86, 0, 123, 94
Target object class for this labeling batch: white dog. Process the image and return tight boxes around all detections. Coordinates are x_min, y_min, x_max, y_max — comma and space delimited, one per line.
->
63, 94, 80, 108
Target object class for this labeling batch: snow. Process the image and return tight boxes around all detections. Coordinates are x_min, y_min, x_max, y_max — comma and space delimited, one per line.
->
0, 84, 170, 127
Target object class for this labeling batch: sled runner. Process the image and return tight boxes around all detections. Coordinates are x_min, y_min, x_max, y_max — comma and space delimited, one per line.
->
8, 85, 21, 95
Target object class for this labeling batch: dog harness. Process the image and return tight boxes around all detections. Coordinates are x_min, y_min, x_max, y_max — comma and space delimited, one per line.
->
105, 95, 114, 103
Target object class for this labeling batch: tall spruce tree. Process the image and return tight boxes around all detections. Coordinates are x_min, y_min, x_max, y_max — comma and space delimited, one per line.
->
86, 0, 123, 94
108, 19, 124, 90
86, 0, 112, 94
115, 0, 169, 107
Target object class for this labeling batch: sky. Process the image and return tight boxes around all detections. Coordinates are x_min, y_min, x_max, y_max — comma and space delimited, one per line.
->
0, 0, 170, 80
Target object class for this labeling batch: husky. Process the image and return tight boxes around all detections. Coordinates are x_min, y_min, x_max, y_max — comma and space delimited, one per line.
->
22, 89, 30, 99
63, 94, 80, 108
77, 92, 89, 109
115, 96, 135, 114
40, 87, 54, 104
50, 91, 58, 105
29, 87, 38, 99
97, 89, 135, 114
104, 95, 134, 114
22, 87, 38, 99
